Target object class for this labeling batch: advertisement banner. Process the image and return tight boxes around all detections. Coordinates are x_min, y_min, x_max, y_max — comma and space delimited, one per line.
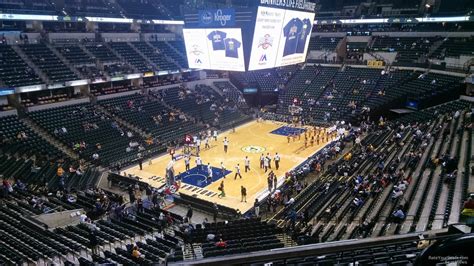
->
248, 6, 286, 71
184, 28, 245, 72
248, 6, 315, 70
198, 9, 236, 27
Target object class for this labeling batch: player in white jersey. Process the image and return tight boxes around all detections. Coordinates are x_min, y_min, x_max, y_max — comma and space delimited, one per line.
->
266, 153, 272, 169
213, 130, 218, 141
204, 137, 210, 149
195, 156, 202, 170
195, 138, 201, 154
223, 137, 229, 153
220, 162, 226, 177
263, 157, 269, 173
184, 156, 190, 171
207, 163, 213, 183
274, 152, 281, 170
234, 164, 242, 179
244, 156, 250, 172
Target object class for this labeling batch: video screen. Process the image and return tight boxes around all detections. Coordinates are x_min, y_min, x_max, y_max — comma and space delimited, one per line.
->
183, 28, 245, 72
248, 6, 315, 71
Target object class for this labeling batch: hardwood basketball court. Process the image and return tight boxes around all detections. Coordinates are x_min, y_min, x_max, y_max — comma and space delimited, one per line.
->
124, 120, 331, 213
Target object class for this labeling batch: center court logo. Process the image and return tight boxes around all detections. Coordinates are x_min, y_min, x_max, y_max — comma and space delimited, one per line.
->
241, 145, 266, 154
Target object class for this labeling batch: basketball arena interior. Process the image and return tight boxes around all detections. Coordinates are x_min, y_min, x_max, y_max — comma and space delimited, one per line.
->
0, 0, 474, 265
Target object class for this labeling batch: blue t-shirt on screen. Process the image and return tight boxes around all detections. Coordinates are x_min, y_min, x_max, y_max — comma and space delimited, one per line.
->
283, 18, 303, 56
207, 30, 227, 51
296, 18, 312, 53
224, 38, 241, 58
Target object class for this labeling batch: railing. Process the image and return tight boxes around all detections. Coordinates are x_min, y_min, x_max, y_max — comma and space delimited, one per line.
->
173, 228, 455, 266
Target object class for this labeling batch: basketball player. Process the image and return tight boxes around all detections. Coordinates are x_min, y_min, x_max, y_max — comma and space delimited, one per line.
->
234, 164, 242, 179
263, 156, 269, 173
213, 130, 218, 141
287, 135, 290, 143
195, 156, 202, 170
223, 137, 229, 153
274, 153, 280, 170
204, 136, 210, 149
207, 163, 213, 183
266, 153, 272, 169
218, 181, 225, 198
240, 186, 247, 203
310, 136, 314, 146
220, 162, 226, 177
244, 156, 250, 172
195, 138, 201, 154
260, 153, 265, 169
184, 155, 190, 171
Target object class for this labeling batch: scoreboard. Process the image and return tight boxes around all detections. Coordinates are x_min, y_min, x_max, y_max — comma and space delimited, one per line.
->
182, 1, 315, 72
248, 7, 314, 70
183, 28, 245, 72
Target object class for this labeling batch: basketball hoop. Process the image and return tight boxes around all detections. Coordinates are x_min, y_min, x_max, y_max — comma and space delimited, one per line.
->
183, 144, 199, 157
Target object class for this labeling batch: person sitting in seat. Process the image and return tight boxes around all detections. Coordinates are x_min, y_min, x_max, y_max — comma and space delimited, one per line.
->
461, 195, 474, 219
131, 245, 143, 261
215, 238, 227, 248
391, 206, 405, 223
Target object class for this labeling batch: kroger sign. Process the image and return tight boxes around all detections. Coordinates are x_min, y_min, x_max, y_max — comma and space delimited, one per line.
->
199, 9, 235, 27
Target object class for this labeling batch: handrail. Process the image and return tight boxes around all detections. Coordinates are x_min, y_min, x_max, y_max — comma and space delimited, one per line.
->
172, 228, 453, 266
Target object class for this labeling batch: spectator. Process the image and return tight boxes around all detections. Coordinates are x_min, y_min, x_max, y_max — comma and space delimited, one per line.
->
186, 205, 193, 223
254, 199, 260, 217
206, 233, 216, 242
461, 195, 474, 218
391, 207, 405, 223
88, 229, 99, 255
391, 188, 404, 201
215, 238, 227, 248
131, 245, 143, 261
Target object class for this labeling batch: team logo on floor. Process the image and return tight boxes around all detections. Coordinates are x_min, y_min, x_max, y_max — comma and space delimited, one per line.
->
241, 145, 266, 153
